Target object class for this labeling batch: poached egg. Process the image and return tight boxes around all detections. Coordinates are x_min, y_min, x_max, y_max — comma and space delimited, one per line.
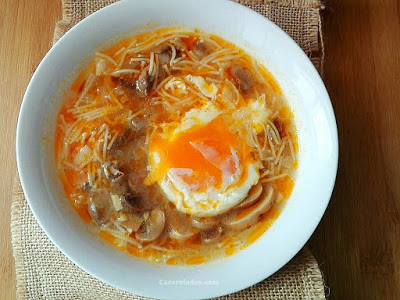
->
145, 102, 262, 217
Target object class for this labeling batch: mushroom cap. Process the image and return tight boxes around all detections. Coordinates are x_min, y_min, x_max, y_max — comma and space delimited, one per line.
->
191, 217, 218, 230
236, 183, 263, 209
222, 185, 274, 230
136, 209, 166, 242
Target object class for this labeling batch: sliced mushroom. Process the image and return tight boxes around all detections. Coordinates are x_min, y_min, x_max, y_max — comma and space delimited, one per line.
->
83, 181, 92, 191
108, 129, 133, 150
237, 183, 263, 209
136, 209, 166, 242
193, 41, 213, 58
121, 193, 142, 211
87, 193, 111, 226
230, 64, 253, 92
191, 217, 218, 230
222, 186, 274, 230
200, 226, 223, 244
130, 117, 149, 132
106, 177, 146, 213
155, 45, 172, 65
121, 213, 144, 234
167, 211, 196, 241
117, 189, 148, 213
114, 75, 137, 92
158, 52, 170, 65
109, 178, 130, 195
102, 161, 124, 182
136, 66, 152, 96
123, 177, 153, 212
169, 227, 197, 241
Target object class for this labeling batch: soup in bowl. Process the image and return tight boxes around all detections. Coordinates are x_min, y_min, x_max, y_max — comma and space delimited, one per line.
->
16, 0, 338, 299
55, 27, 298, 265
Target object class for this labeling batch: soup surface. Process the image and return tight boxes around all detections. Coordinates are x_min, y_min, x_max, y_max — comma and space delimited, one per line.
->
55, 27, 298, 265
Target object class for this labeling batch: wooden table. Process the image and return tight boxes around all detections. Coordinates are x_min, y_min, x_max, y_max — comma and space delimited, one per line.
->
1, 0, 399, 299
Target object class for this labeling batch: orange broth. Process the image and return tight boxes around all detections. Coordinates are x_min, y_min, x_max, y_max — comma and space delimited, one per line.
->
55, 27, 298, 265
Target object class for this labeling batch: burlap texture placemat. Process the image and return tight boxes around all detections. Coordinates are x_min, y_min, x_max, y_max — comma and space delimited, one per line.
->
12, 0, 326, 299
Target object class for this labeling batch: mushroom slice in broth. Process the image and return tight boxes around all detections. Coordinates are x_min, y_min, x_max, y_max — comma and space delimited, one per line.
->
222, 185, 275, 230
136, 209, 166, 242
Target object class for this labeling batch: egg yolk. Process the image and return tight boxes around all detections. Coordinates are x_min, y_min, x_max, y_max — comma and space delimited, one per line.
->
145, 118, 253, 192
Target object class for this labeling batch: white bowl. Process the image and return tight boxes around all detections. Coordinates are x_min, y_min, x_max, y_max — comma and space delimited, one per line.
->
16, 0, 338, 299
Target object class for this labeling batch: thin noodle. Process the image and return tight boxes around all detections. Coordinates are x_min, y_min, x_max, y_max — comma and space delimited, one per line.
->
162, 64, 170, 75
103, 126, 109, 160
200, 37, 221, 49
152, 54, 159, 89
80, 132, 88, 145
127, 33, 157, 52
260, 173, 288, 183
110, 219, 126, 233
212, 54, 243, 64
158, 27, 195, 36
287, 137, 296, 165
93, 147, 104, 163
187, 86, 209, 101
74, 73, 95, 107
129, 34, 188, 54
97, 124, 107, 135
148, 52, 155, 75
251, 58, 265, 82
274, 140, 286, 165
266, 120, 281, 143
118, 38, 137, 66
95, 52, 117, 66
96, 168, 102, 186
64, 118, 83, 141
186, 51, 200, 63
63, 161, 80, 171
155, 75, 173, 91
105, 229, 143, 248
68, 102, 98, 114
202, 49, 237, 64
169, 44, 176, 66
277, 155, 283, 173
108, 91, 123, 108
115, 47, 126, 57
172, 57, 186, 65
225, 79, 240, 105
159, 90, 182, 102
111, 69, 140, 76
59, 114, 67, 131
107, 130, 120, 150
205, 77, 222, 84
129, 57, 150, 62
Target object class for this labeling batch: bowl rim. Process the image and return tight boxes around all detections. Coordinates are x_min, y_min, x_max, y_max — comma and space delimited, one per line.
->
16, 0, 338, 298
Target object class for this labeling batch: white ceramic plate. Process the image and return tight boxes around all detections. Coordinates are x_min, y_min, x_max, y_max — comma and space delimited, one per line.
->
16, 0, 338, 299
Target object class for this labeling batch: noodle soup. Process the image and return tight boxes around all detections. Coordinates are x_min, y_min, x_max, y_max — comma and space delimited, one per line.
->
55, 27, 298, 265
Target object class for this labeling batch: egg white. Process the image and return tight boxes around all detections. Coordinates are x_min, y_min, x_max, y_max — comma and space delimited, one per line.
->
171, 103, 221, 137
160, 162, 260, 217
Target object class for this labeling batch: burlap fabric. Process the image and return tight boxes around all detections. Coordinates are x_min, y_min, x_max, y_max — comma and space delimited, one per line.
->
12, 0, 326, 299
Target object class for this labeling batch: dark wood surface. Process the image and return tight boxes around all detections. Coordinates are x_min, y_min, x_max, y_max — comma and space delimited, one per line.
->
1, 0, 399, 298
309, 1, 400, 299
